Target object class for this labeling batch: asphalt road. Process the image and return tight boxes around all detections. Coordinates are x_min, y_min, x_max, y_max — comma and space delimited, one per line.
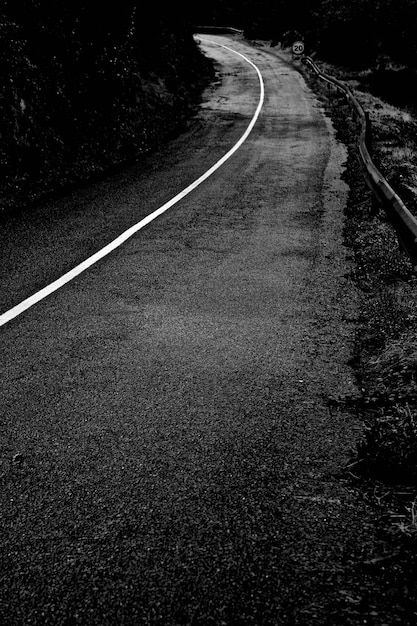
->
0, 37, 391, 625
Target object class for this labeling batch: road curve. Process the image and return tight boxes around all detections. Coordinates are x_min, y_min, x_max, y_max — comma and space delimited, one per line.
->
0, 40, 264, 327
0, 37, 383, 625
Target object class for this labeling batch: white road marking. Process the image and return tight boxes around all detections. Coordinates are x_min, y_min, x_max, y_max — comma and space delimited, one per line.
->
0, 40, 265, 327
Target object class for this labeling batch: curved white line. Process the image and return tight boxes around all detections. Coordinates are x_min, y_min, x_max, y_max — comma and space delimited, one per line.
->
0, 40, 264, 327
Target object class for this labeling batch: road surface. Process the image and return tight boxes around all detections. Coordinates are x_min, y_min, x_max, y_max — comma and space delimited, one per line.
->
0, 36, 389, 624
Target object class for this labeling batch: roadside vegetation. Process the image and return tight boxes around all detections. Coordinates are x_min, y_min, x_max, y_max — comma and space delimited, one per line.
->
300, 60, 417, 488
294, 52, 417, 592
0, 1, 214, 217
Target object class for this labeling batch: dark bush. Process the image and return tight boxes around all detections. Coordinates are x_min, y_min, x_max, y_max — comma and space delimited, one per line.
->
0, 1, 213, 211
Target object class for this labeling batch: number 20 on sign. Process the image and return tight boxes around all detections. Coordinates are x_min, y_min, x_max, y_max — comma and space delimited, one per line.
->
292, 41, 305, 56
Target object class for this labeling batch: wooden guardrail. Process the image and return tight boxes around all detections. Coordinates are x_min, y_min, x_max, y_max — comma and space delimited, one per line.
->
304, 56, 417, 268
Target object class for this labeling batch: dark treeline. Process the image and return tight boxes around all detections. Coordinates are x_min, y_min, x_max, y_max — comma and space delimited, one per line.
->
192, 0, 417, 69
0, 1, 212, 207
2, 1, 416, 210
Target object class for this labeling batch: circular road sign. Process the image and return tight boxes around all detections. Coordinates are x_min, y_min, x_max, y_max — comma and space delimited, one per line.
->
292, 41, 305, 55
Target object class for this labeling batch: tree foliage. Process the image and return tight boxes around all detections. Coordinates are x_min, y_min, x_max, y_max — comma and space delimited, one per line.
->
0, 1, 210, 202
193, 0, 417, 68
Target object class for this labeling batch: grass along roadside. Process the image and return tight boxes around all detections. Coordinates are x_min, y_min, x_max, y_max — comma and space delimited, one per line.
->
298, 56, 417, 542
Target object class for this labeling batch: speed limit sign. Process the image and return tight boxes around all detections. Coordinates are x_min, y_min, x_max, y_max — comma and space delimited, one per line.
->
292, 41, 305, 55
